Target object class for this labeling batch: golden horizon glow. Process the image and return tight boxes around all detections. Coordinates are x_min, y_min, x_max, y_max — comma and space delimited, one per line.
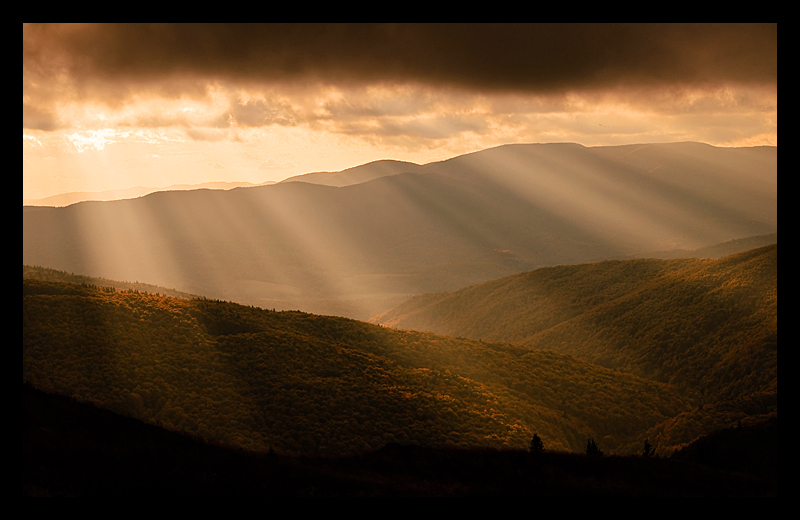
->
23, 24, 777, 202
23, 84, 777, 202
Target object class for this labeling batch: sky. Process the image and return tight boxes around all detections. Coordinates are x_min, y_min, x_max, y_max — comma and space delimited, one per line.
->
23, 23, 777, 201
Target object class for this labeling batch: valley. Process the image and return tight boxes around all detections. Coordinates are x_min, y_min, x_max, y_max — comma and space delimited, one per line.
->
23, 143, 777, 321
23, 23, 777, 496
22, 142, 778, 463
22, 241, 778, 494
23, 241, 777, 458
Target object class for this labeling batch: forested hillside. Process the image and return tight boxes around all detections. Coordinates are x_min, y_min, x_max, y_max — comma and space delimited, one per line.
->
372, 245, 776, 403
24, 241, 777, 459
23, 265, 199, 300
24, 277, 692, 456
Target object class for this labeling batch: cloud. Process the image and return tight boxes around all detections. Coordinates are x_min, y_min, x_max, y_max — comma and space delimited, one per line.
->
318, 88, 437, 120
67, 129, 117, 152
257, 158, 291, 170
24, 23, 777, 101
23, 103, 63, 131
136, 115, 191, 128
212, 96, 299, 128
187, 127, 227, 141
23, 134, 43, 147
331, 113, 488, 140
21, 24, 777, 150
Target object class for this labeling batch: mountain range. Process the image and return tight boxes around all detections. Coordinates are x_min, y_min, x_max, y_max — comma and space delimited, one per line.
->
22, 139, 778, 493
23, 142, 777, 320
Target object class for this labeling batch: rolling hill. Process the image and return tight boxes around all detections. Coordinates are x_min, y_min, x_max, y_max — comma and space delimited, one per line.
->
24, 276, 696, 456
371, 245, 777, 423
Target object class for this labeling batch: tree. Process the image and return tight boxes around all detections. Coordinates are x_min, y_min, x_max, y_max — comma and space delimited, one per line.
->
642, 438, 655, 457
529, 433, 545, 454
586, 437, 603, 456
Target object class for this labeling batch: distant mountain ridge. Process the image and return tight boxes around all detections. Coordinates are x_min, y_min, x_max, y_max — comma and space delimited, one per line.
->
23, 142, 777, 319
279, 159, 423, 187
23, 180, 273, 207
24, 158, 423, 207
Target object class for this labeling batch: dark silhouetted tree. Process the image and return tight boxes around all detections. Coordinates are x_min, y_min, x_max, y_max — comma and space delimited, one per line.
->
642, 438, 655, 457
586, 437, 603, 456
529, 433, 544, 454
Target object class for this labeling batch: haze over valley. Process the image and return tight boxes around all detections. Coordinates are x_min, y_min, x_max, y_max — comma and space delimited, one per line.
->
24, 142, 776, 320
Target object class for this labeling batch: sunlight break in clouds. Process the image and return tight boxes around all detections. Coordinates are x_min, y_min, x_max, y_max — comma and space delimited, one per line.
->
67, 129, 117, 152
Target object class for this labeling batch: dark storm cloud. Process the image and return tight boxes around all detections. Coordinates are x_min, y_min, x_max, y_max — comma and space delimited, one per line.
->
24, 23, 777, 95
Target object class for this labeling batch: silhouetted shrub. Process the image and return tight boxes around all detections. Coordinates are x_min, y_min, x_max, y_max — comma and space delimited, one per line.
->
529, 434, 544, 454
586, 438, 603, 457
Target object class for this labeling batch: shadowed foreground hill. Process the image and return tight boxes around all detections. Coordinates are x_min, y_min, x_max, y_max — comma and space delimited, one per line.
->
372, 244, 777, 405
24, 384, 776, 496
23, 277, 690, 456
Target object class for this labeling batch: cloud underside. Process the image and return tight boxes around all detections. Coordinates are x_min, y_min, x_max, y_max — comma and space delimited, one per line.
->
24, 24, 776, 91
23, 85, 777, 150
22, 24, 777, 149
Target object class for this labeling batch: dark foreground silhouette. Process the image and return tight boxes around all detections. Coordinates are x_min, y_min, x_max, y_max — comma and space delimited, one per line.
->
24, 384, 776, 496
